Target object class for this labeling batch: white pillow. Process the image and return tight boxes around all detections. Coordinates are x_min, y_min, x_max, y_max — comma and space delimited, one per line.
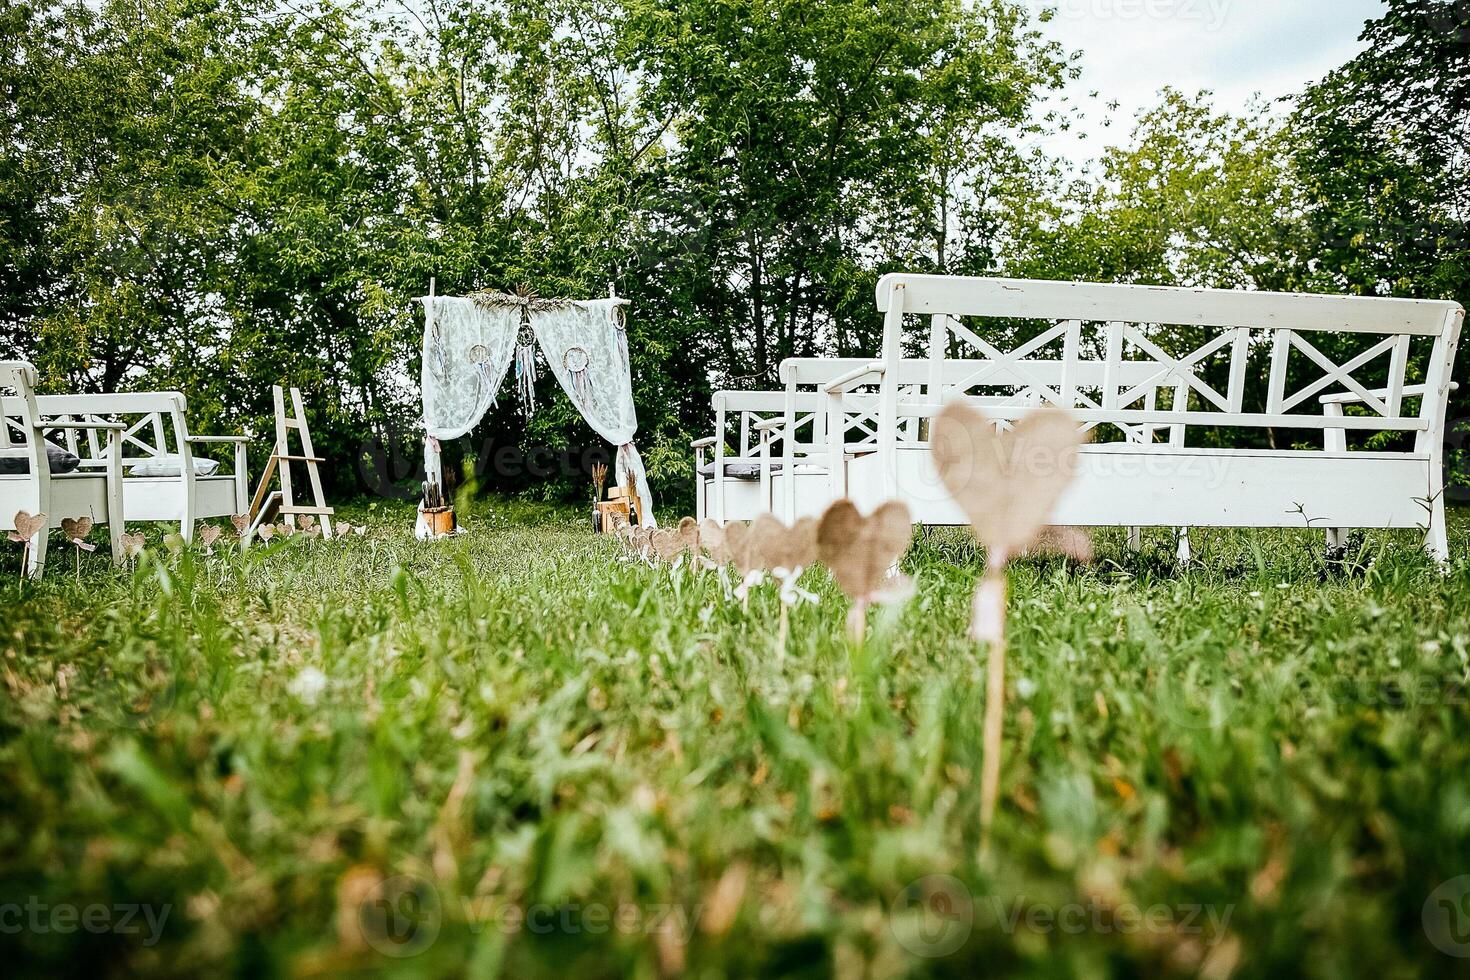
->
127, 455, 222, 477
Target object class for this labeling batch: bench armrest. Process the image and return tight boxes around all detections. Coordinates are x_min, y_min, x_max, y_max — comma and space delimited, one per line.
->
1319, 382, 1459, 406
690, 436, 717, 450
187, 434, 250, 444
823, 361, 886, 394
47, 420, 126, 431
752, 417, 786, 432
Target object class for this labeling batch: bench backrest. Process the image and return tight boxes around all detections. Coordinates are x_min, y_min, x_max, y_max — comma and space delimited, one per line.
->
717, 353, 1185, 460
0, 361, 47, 478
873, 273, 1465, 452
33, 392, 195, 468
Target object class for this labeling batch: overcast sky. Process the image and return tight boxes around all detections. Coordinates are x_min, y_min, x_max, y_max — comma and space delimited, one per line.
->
1027, 0, 1387, 165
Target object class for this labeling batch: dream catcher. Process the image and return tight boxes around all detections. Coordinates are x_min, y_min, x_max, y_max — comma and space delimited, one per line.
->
467, 343, 497, 407
613, 305, 629, 367
514, 320, 538, 412
564, 345, 593, 406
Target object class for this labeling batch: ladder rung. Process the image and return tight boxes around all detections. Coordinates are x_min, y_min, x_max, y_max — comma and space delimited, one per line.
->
271, 454, 324, 462
277, 505, 335, 515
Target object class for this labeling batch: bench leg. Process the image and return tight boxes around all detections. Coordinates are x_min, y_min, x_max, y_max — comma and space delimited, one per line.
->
1126, 527, 1141, 552
25, 527, 48, 579
1326, 528, 1348, 552
180, 475, 197, 545
1427, 496, 1450, 567
1175, 527, 1192, 567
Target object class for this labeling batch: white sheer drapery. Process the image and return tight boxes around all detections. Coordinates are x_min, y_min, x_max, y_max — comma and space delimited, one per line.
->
419, 294, 656, 526
420, 297, 518, 440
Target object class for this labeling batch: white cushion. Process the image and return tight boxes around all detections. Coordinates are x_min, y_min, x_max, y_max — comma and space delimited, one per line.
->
127, 455, 221, 477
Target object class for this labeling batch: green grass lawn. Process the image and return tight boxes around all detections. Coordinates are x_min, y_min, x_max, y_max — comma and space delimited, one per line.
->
4, 498, 1470, 977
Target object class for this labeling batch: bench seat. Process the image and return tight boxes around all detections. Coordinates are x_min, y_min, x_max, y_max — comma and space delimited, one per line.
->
846, 444, 1435, 530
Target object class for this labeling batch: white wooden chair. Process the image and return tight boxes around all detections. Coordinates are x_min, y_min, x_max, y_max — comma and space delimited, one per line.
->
35, 392, 249, 543
1, 362, 125, 578
859, 274, 1464, 563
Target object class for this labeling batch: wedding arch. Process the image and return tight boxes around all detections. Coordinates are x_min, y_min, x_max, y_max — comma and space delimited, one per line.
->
418, 283, 656, 527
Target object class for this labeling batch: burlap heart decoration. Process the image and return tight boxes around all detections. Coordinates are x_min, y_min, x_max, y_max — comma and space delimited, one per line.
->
10, 510, 47, 542
257, 523, 276, 542
230, 514, 249, 537
699, 519, 730, 565
198, 524, 222, 549
676, 517, 700, 555
650, 528, 686, 563
930, 403, 1084, 562
61, 516, 96, 556
815, 500, 912, 603
60, 517, 92, 542
1028, 525, 1094, 564
928, 402, 1084, 858
120, 532, 146, 558
755, 515, 817, 575
746, 515, 785, 570
721, 521, 763, 577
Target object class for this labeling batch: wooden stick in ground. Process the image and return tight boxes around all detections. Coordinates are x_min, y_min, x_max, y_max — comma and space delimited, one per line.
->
846, 599, 867, 646
973, 558, 1008, 858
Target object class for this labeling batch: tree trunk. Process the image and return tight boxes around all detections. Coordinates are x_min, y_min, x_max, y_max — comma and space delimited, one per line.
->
749, 226, 766, 379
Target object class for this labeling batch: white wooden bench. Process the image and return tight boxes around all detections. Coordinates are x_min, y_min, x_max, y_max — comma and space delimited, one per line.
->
696, 357, 1179, 543
854, 274, 1464, 562
35, 392, 250, 543
1, 362, 125, 577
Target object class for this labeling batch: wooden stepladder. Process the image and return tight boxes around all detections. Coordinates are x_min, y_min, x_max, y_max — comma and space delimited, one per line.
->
245, 386, 335, 540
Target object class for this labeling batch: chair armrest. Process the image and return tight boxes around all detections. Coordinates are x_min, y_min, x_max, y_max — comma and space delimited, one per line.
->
1319, 382, 1459, 406
49, 420, 126, 431
752, 417, 786, 433
186, 434, 251, 444
822, 361, 886, 394
690, 436, 717, 450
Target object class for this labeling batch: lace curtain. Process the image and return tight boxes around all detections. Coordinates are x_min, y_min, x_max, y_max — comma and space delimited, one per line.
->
530, 299, 653, 527
420, 297, 518, 440
419, 295, 655, 526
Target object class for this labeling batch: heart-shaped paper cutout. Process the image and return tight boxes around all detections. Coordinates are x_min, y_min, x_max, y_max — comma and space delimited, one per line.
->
12, 510, 47, 541
296, 515, 316, 531
745, 515, 785, 569
815, 499, 912, 602
276, 521, 294, 538
60, 516, 92, 542
930, 404, 1084, 561
650, 528, 686, 563
257, 523, 276, 542
230, 514, 249, 536
754, 515, 817, 575
1028, 525, 1094, 564
121, 532, 146, 557
676, 516, 700, 555
699, 519, 730, 565
720, 521, 763, 576
198, 524, 222, 549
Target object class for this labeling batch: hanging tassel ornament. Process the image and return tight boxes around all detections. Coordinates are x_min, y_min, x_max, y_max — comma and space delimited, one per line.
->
514, 322, 538, 413
564, 346, 593, 407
